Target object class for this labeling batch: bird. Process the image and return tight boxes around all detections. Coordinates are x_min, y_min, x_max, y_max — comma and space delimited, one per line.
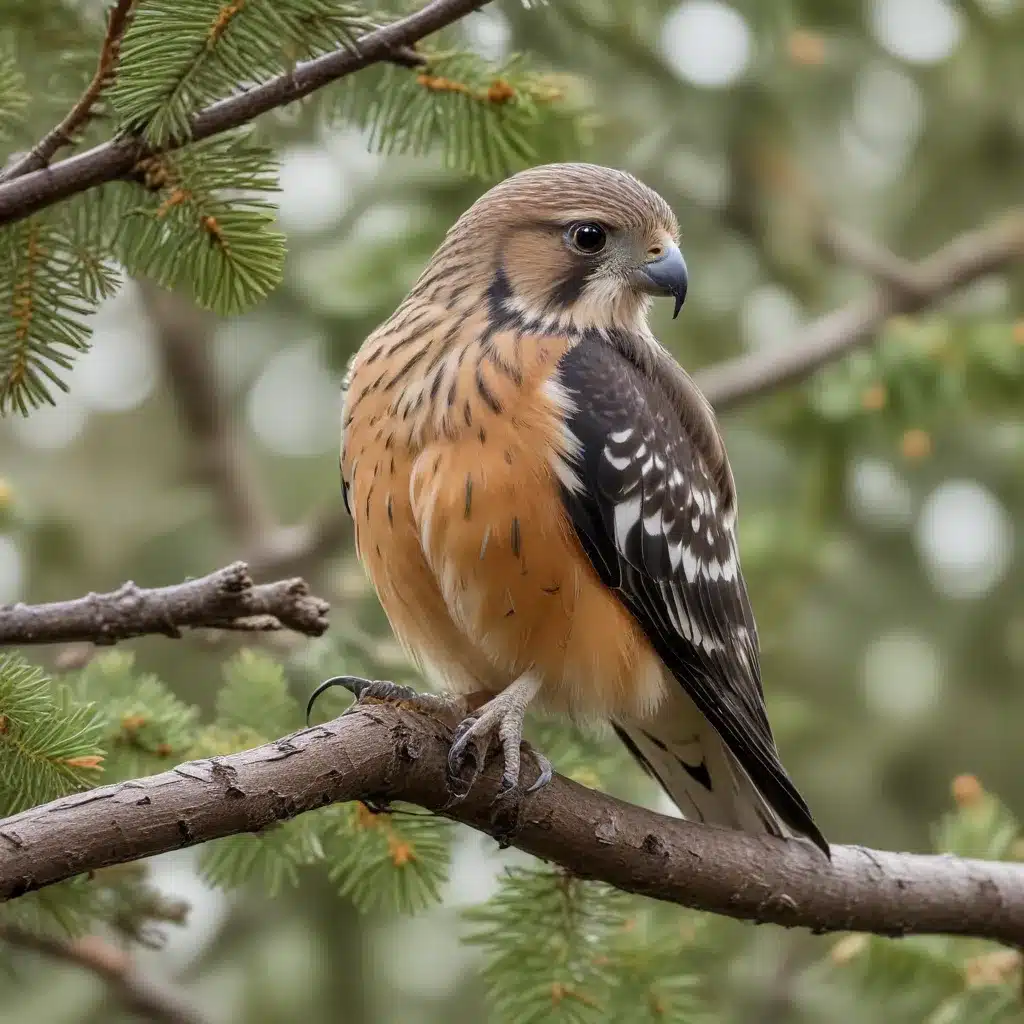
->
313, 162, 829, 856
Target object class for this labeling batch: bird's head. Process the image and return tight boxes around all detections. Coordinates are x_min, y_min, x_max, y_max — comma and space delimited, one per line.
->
432, 163, 687, 334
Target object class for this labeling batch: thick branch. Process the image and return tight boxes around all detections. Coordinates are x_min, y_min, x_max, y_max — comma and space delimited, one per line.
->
0, 0, 137, 183
0, 562, 328, 645
0, 925, 209, 1024
697, 212, 1024, 410
1, 697, 1022, 944
0, 0, 492, 226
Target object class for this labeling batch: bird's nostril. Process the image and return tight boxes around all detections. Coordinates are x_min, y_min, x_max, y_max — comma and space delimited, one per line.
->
648, 245, 664, 259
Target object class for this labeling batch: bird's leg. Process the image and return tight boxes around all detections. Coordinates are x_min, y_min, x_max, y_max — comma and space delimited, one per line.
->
446, 673, 547, 802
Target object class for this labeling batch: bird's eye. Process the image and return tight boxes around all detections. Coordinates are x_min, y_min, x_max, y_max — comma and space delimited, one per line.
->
568, 222, 607, 255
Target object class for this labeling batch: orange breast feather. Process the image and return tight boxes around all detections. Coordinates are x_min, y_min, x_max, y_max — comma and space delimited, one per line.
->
343, 328, 666, 720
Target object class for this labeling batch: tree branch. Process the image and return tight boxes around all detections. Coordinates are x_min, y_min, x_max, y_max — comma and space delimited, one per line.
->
0, 0, 137, 184
1, 695, 1022, 945
0, 925, 209, 1024
815, 219, 924, 296
697, 211, 1024, 410
0, 562, 329, 646
0, 0, 492, 226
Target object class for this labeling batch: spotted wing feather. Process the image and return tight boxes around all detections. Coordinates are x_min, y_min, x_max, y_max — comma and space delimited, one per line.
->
558, 337, 827, 854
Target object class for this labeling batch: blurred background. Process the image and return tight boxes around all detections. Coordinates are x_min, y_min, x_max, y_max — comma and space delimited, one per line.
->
1, 0, 1022, 1021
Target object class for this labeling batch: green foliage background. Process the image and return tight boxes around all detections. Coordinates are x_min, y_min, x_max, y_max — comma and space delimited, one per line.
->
0, 0, 1022, 1021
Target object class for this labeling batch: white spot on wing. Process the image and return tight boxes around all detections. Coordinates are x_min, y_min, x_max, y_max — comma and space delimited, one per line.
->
668, 539, 682, 570
614, 495, 642, 549
720, 549, 737, 581
681, 545, 701, 583
605, 449, 632, 470
610, 428, 634, 443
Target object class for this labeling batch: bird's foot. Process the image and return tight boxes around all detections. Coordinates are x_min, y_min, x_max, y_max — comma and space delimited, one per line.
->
305, 675, 459, 726
445, 674, 550, 818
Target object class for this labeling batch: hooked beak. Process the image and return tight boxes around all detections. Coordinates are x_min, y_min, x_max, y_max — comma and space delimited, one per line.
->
636, 243, 688, 319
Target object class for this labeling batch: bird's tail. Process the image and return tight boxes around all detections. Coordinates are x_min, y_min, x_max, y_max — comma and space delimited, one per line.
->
612, 688, 804, 844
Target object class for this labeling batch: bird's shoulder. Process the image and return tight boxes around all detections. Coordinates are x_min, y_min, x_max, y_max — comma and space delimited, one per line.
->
555, 332, 735, 528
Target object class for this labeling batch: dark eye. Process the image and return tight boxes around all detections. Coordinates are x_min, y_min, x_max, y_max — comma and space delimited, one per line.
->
568, 222, 607, 254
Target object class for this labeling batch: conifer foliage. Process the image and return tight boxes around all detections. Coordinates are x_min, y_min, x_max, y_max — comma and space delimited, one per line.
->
0, 0, 574, 414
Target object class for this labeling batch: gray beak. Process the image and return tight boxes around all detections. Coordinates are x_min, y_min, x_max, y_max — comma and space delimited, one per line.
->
637, 243, 688, 318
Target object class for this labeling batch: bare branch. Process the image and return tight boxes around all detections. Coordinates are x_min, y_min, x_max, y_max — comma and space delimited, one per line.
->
815, 220, 925, 296
0, 925, 209, 1024
0, 562, 328, 646
0, 0, 493, 226
697, 211, 1024, 411
1, 695, 1022, 945
0, 0, 138, 183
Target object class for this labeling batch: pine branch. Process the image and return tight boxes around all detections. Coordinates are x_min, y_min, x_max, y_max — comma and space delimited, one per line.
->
0, 0, 494, 226
0, 924, 209, 1024
2, 695, 1023, 945
0, 562, 329, 646
0, 0, 138, 183
697, 211, 1024, 411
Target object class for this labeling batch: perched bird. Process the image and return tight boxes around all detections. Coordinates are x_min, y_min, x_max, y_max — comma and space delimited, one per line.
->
317, 162, 828, 855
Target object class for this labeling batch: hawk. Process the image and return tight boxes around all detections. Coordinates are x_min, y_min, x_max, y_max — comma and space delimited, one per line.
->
314, 163, 828, 855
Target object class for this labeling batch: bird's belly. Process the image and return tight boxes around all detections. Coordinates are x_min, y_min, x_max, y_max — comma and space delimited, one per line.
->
403, 430, 668, 721
343, 345, 667, 721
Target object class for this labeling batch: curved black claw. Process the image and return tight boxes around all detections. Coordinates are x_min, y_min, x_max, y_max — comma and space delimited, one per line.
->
306, 675, 419, 725
445, 716, 483, 801
524, 747, 554, 795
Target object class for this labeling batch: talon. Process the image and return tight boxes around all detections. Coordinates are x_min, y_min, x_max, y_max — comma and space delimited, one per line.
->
524, 748, 553, 795
446, 716, 482, 799
448, 718, 478, 768
306, 674, 371, 724
498, 767, 518, 797
306, 676, 446, 725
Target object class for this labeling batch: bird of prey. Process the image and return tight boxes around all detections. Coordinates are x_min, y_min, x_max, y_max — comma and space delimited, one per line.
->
313, 162, 828, 856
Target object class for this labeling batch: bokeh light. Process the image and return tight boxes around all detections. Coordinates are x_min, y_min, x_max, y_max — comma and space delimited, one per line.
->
660, 1, 751, 88
916, 479, 1014, 599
